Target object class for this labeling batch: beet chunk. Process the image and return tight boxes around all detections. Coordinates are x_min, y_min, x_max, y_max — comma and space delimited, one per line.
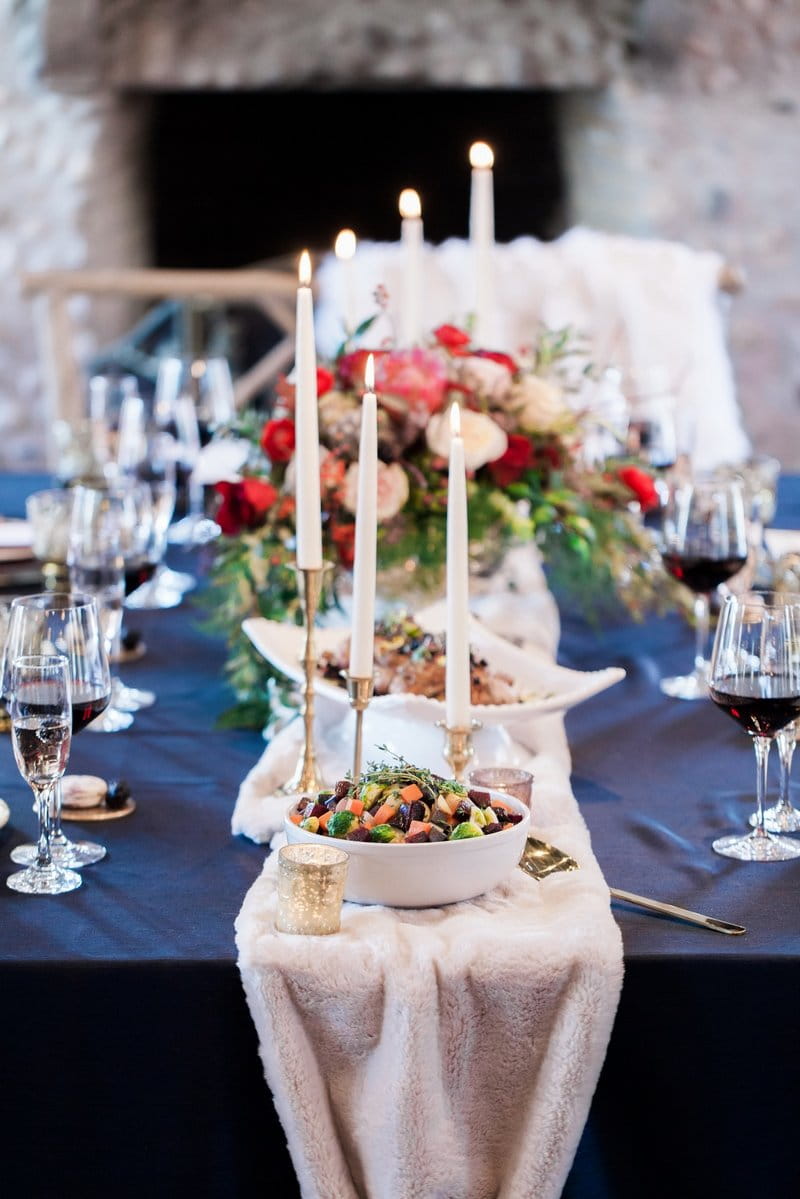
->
334, 779, 351, 799
345, 825, 370, 842
481, 822, 505, 834
404, 830, 430, 844
468, 788, 491, 808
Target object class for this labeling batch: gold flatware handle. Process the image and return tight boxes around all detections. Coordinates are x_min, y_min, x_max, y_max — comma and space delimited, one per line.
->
609, 888, 746, 935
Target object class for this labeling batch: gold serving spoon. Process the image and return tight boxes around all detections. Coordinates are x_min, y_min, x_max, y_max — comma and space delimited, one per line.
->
519, 836, 747, 936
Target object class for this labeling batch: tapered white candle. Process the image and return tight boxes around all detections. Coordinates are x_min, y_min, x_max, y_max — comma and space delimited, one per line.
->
348, 354, 378, 678
399, 188, 423, 346
294, 250, 323, 569
469, 141, 495, 346
334, 228, 357, 335
446, 402, 471, 729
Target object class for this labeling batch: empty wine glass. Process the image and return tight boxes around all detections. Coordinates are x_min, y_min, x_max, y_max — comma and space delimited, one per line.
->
67, 480, 155, 727
708, 590, 800, 861
6, 654, 81, 895
748, 719, 800, 833
155, 355, 233, 547
659, 474, 749, 700
2, 593, 110, 870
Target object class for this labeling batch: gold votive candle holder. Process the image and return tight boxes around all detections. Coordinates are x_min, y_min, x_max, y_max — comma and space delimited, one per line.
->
468, 766, 534, 808
275, 844, 350, 935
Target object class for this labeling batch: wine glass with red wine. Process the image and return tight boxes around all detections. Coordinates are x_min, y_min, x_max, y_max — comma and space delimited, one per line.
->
659, 475, 749, 700
708, 590, 800, 861
6, 654, 80, 895
1, 593, 110, 869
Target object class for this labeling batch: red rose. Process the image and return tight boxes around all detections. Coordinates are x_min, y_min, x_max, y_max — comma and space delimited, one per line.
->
214, 478, 278, 536
434, 324, 471, 352
337, 349, 388, 390
260, 418, 295, 463
330, 521, 356, 568
475, 349, 518, 374
316, 367, 335, 397
618, 465, 660, 512
488, 434, 535, 487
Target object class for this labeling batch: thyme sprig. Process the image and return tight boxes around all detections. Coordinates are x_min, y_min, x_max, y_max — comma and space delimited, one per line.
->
357, 746, 467, 795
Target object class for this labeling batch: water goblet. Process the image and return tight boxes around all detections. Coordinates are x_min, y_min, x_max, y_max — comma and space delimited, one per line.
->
6, 654, 81, 894
707, 590, 800, 861
659, 474, 749, 700
748, 719, 800, 833
2, 593, 110, 868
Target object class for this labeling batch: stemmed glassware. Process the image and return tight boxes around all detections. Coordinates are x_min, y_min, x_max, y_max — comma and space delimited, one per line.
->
659, 474, 749, 700
154, 355, 233, 547
748, 719, 800, 833
67, 479, 155, 728
6, 654, 81, 895
1, 593, 110, 869
708, 590, 800, 861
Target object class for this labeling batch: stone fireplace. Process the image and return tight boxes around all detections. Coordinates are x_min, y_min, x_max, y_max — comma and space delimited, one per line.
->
1, 0, 799, 469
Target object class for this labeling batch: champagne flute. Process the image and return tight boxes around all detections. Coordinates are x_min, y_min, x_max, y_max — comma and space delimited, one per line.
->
1, 593, 110, 870
659, 474, 749, 700
6, 654, 80, 895
708, 590, 800, 861
748, 719, 800, 833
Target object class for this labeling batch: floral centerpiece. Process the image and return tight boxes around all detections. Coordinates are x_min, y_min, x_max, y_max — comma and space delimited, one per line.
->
200, 318, 683, 730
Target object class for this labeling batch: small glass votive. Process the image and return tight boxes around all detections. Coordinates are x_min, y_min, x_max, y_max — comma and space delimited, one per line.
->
275, 844, 349, 935
468, 766, 534, 808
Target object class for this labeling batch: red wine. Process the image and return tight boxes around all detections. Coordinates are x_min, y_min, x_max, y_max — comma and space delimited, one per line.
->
662, 552, 747, 593
71, 685, 111, 733
124, 558, 157, 596
709, 676, 800, 738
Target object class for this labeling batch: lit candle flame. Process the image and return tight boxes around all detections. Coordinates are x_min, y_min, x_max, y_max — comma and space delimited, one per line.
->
450, 401, 461, 438
334, 229, 356, 260
469, 141, 494, 170
298, 249, 312, 287
399, 188, 422, 219
365, 353, 375, 393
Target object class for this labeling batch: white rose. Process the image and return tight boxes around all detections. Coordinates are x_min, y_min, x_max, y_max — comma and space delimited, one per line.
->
342, 461, 410, 522
457, 355, 513, 402
513, 375, 569, 432
426, 408, 508, 471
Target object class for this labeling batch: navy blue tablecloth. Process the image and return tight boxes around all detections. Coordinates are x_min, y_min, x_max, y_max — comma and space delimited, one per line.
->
1, 474, 799, 1199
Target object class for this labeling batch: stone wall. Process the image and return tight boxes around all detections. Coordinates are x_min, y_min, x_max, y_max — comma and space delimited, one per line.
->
0, 0, 798, 470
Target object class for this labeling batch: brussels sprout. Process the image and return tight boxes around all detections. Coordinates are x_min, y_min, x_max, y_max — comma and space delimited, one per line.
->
300, 816, 320, 833
369, 824, 400, 843
327, 811, 358, 838
450, 821, 483, 840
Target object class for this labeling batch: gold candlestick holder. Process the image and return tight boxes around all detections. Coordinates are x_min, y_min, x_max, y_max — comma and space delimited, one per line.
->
344, 673, 375, 784
281, 562, 332, 797
437, 718, 483, 782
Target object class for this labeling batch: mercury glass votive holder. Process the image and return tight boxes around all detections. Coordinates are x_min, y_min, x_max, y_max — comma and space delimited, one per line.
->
468, 766, 534, 808
275, 844, 350, 935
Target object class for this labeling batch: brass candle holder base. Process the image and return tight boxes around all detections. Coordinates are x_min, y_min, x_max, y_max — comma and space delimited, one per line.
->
280, 561, 333, 798
344, 673, 375, 783
436, 718, 483, 782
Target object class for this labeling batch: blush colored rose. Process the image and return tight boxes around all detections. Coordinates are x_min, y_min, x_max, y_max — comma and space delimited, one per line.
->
513, 376, 569, 433
488, 434, 535, 487
214, 478, 278, 536
341, 461, 410, 522
618, 465, 660, 512
425, 407, 508, 472
457, 354, 514, 403
260, 418, 295, 463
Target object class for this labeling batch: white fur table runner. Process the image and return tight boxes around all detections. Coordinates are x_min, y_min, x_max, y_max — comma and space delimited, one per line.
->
235, 721, 623, 1199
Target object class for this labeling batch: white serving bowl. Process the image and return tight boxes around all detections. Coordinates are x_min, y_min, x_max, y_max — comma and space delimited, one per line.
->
283, 789, 531, 908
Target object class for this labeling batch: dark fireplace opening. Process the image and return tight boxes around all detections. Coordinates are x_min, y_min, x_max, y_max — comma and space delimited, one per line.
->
147, 89, 567, 268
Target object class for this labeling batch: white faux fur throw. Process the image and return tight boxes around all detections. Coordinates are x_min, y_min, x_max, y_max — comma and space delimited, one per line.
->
235, 716, 624, 1198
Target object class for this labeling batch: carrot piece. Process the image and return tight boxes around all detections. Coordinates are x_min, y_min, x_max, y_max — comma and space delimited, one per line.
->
399, 782, 423, 803
345, 797, 364, 816
372, 801, 398, 826
318, 810, 333, 830
490, 797, 514, 813
288, 811, 303, 825
408, 820, 432, 838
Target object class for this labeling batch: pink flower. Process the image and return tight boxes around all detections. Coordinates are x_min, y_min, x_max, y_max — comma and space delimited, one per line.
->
376, 348, 449, 416
456, 354, 514, 403
342, 461, 410, 521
